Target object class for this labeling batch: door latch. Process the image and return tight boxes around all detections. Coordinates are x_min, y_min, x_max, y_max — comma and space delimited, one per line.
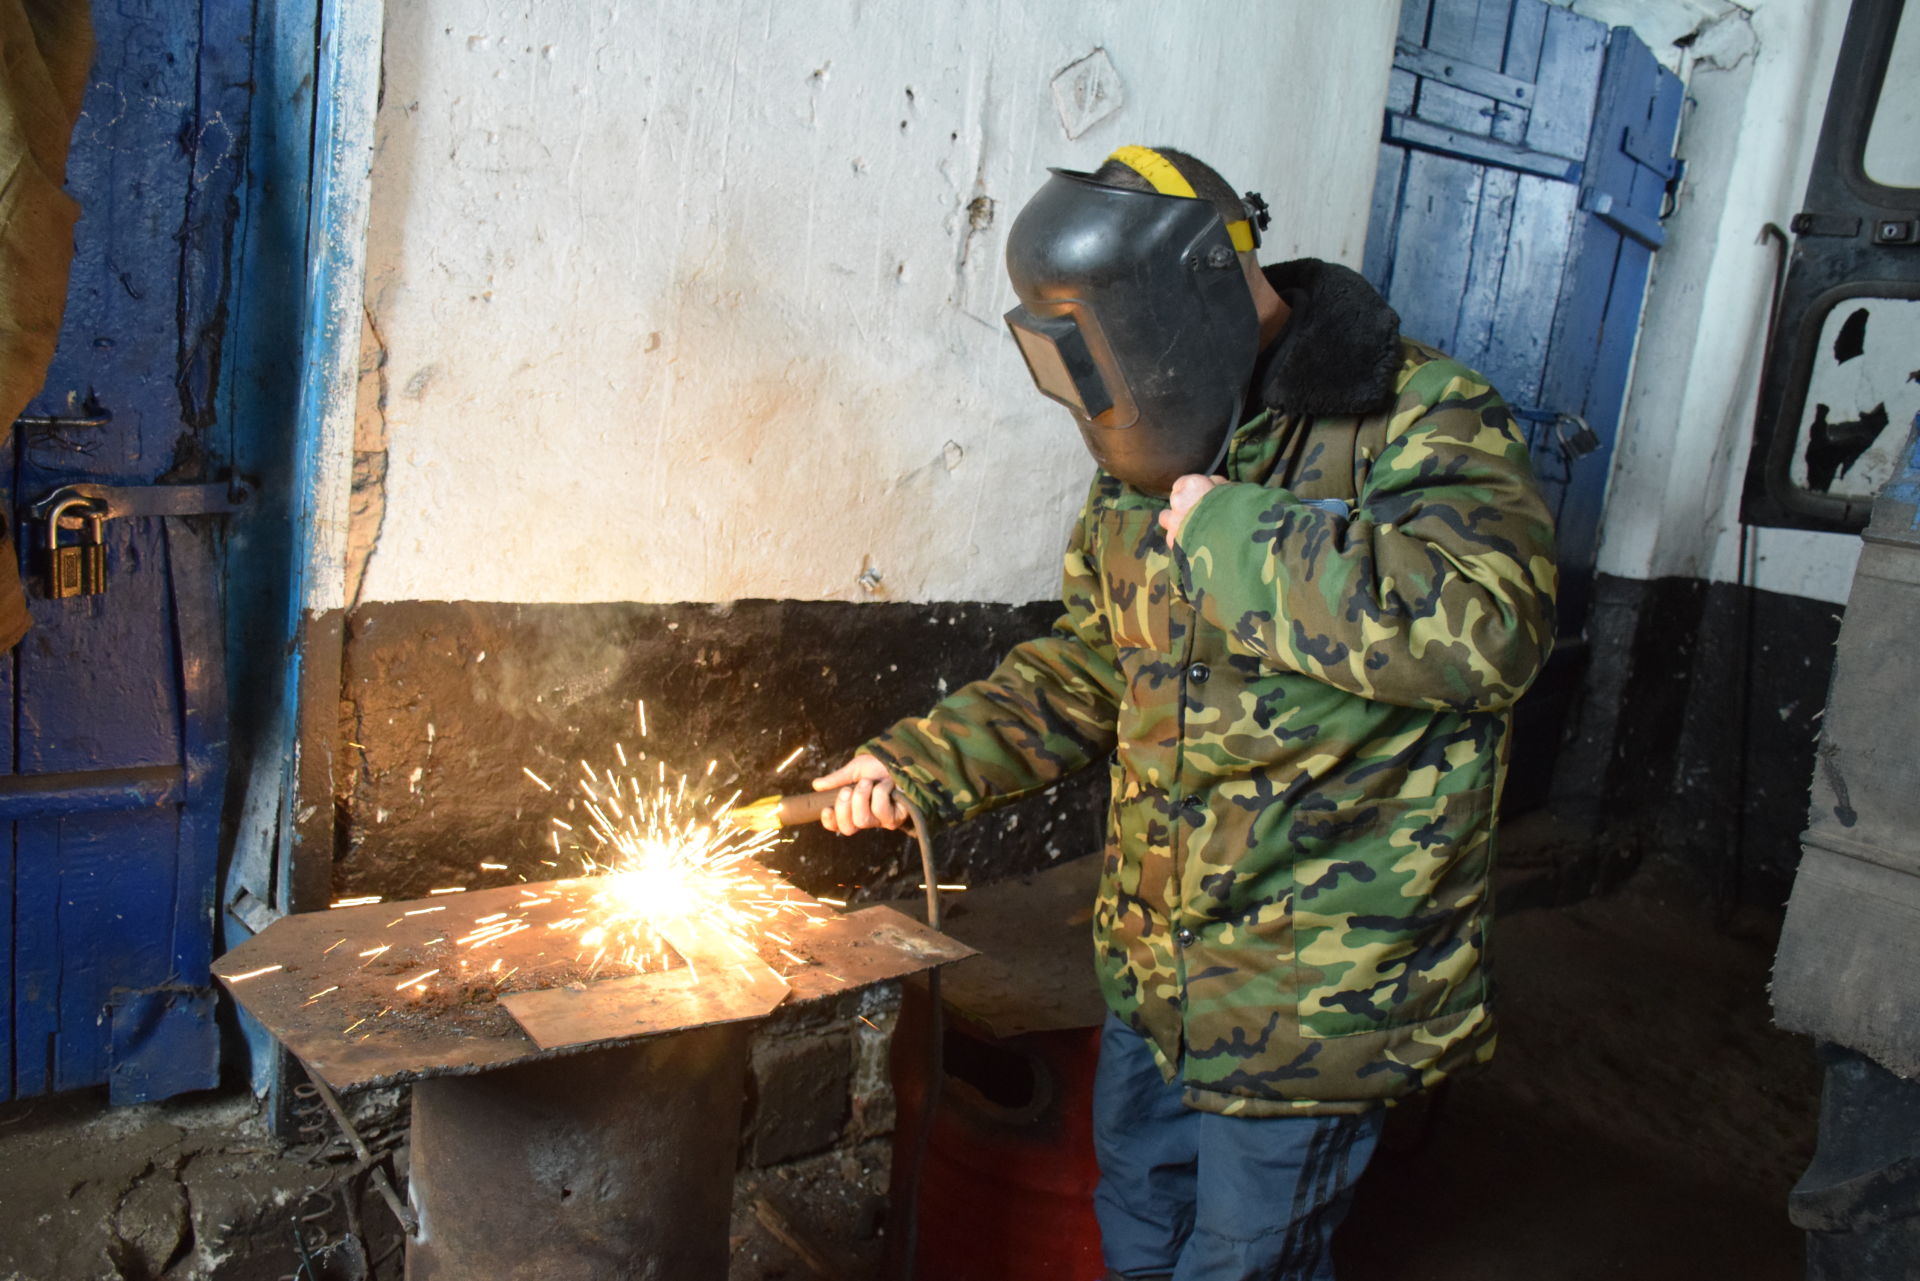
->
28, 481, 252, 600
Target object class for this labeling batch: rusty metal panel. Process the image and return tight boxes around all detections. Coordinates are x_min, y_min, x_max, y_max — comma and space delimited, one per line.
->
214, 872, 973, 1091
502, 962, 789, 1051
909, 854, 1108, 1040
778, 906, 975, 1005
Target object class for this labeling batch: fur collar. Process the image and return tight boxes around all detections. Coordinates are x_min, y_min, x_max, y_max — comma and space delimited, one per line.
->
1254, 259, 1403, 417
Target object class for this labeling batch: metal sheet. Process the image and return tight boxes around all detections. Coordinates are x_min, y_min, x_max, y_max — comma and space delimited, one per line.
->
502, 960, 790, 1051
901, 855, 1108, 1039
779, 906, 977, 1005
214, 870, 973, 1091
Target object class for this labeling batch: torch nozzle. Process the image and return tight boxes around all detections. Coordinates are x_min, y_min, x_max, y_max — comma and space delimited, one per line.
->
725, 791, 838, 832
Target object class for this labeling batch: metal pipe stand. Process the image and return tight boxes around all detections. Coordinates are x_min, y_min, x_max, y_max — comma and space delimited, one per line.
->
406, 1024, 752, 1280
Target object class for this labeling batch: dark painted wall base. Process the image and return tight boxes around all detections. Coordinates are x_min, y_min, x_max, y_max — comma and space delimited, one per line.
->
332, 573, 1841, 915
1554, 571, 1843, 908
334, 599, 1104, 903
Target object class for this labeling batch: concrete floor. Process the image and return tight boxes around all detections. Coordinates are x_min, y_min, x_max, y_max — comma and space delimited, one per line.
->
1337, 865, 1819, 1280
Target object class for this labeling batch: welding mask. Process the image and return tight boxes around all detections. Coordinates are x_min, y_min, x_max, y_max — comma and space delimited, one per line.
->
1003, 167, 1260, 495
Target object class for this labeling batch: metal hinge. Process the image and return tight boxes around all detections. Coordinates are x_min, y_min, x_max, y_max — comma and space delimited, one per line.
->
1791, 211, 1865, 238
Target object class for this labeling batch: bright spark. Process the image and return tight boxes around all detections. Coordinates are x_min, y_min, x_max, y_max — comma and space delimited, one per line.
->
227, 965, 283, 982
774, 746, 805, 773
546, 744, 822, 978
479, 862, 509, 870
404, 906, 446, 916
523, 767, 554, 791
429, 886, 467, 895
395, 969, 440, 991
331, 895, 382, 908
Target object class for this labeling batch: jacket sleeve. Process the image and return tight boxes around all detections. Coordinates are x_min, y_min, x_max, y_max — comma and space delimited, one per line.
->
1173, 358, 1558, 713
862, 494, 1124, 828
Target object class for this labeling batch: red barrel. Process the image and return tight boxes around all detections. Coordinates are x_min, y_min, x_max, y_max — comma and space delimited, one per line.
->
890, 983, 1105, 1279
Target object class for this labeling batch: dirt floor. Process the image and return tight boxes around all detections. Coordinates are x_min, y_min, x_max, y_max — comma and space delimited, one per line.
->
0, 1086, 385, 1281
1336, 860, 1819, 1280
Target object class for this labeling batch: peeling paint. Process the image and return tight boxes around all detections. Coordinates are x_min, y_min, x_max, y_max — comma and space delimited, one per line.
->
346, 307, 391, 610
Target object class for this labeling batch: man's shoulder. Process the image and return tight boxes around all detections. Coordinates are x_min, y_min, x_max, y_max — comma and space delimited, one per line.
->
1387, 339, 1507, 418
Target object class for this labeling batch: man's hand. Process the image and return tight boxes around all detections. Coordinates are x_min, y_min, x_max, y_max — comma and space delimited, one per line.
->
812, 754, 905, 834
1157, 474, 1227, 541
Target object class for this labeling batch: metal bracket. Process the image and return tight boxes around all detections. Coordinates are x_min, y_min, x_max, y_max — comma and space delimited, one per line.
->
1580, 188, 1665, 250
1621, 124, 1679, 179
1791, 211, 1865, 238
29, 480, 253, 524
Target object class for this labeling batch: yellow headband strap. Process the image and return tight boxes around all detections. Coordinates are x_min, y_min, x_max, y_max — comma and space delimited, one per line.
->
1108, 144, 1257, 253
1109, 145, 1196, 198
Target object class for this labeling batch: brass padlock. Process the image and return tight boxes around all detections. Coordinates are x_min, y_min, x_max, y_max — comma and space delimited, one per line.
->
41, 495, 102, 600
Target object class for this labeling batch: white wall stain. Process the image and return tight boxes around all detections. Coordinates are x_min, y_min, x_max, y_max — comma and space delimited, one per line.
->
358, 0, 1396, 606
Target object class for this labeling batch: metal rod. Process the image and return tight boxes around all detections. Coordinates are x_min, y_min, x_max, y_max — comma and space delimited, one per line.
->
0, 765, 183, 818
299, 1064, 418, 1238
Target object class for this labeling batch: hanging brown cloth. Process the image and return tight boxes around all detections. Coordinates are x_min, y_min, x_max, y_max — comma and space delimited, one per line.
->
0, 0, 92, 651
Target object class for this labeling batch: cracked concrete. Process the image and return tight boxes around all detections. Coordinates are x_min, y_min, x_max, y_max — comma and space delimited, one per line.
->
0, 1089, 335, 1281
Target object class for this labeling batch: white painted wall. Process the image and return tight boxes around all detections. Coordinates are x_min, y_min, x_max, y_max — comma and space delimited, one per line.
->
1585, 0, 1861, 603
358, 1, 1398, 606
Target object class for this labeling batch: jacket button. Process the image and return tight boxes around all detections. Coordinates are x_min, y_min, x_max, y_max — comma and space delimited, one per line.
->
1174, 927, 1196, 948
1188, 663, 1210, 683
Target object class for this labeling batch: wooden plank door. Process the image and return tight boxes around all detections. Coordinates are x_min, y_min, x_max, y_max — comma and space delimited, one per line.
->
5, 0, 251, 1104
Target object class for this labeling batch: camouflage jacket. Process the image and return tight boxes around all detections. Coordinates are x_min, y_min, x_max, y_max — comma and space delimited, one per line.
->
866, 264, 1557, 1116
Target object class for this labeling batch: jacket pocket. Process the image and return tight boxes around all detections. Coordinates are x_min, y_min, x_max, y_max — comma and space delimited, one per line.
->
1289, 787, 1492, 1039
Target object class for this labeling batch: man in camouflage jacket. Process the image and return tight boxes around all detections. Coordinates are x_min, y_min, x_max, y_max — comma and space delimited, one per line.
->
818, 148, 1556, 1278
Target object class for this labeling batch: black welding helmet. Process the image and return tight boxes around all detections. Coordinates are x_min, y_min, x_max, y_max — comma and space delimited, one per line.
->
1003, 148, 1261, 495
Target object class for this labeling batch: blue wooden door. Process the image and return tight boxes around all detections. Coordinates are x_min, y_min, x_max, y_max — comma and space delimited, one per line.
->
1364, 0, 1682, 637
3, 2, 251, 1104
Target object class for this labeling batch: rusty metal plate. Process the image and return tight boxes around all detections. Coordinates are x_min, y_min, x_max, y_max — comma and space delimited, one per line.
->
780, 906, 977, 1005
213, 868, 973, 1091
501, 960, 789, 1050
904, 853, 1108, 1039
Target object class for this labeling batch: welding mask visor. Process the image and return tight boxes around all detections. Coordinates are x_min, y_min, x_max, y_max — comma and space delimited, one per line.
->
1003, 169, 1259, 496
